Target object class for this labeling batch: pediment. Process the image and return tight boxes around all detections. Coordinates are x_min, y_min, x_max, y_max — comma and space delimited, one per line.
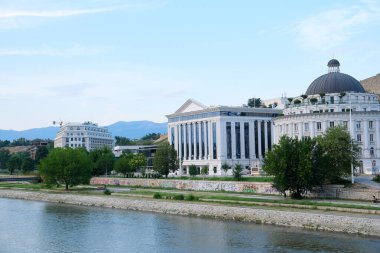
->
175, 99, 207, 114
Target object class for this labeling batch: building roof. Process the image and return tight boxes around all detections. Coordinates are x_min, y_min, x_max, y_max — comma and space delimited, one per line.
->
305, 60, 366, 95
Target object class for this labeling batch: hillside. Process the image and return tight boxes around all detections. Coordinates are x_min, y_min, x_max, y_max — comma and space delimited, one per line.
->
361, 73, 380, 94
0, 121, 167, 141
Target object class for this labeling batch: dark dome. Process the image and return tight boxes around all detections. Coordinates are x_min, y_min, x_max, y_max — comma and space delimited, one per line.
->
327, 59, 340, 67
305, 60, 365, 95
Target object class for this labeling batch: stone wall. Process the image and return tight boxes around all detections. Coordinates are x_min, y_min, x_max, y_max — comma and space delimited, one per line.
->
90, 177, 279, 195
91, 177, 380, 201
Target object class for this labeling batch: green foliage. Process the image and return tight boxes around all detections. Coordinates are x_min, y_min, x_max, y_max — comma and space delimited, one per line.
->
103, 188, 112, 195
221, 162, 230, 175
21, 157, 35, 173
173, 194, 185, 200
293, 99, 301, 104
185, 194, 197, 201
201, 166, 209, 179
114, 154, 134, 177
247, 98, 262, 108
141, 133, 161, 141
89, 147, 114, 176
153, 192, 162, 199
115, 136, 134, 145
130, 153, 146, 172
310, 97, 318, 104
6, 154, 23, 175
153, 142, 179, 177
0, 149, 10, 170
115, 133, 161, 146
263, 127, 358, 199
233, 164, 243, 181
39, 148, 92, 190
373, 175, 380, 183
35, 146, 49, 164
189, 164, 198, 177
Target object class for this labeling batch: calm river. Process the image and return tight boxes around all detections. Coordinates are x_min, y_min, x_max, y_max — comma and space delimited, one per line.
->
0, 198, 379, 253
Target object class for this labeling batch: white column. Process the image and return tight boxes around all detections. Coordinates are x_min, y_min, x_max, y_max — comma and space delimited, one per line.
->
208, 121, 212, 160
216, 121, 221, 159
249, 121, 255, 159
376, 120, 380, 157
184, 124, 188, 161
240, 122, 245, 159
264, 120, 268, 153
203, 121, 208, 159
363, 120, 369, 158
198, 122, 202, 160
193, 122, 197, 160
258, 120, 262, 158
231, 122, 236, 159
177, 125, 181, 158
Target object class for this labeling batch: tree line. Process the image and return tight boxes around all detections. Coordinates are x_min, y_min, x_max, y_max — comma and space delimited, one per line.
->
263, 126, 358, 199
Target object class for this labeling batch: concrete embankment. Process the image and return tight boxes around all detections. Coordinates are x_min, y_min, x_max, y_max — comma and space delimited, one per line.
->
0, 189, 379, 236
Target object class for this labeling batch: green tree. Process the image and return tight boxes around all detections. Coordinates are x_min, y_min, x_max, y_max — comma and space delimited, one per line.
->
89, 147, 114, 176
233, 164, 243, 181
114, 153, 134, 177
39, 148, 92, 190
0, 149, 10, 171
141, 133, 161, 141
189, 164, 197, 177
130, 153, 147, 175
21, 157, 35, 173
247, 98, 262, 108
153, 142, 179, 178
7, 154, 23, 175
35, 146, 49, 164
201, 166, 209, 179
317, 126, 359, 183
221, 162, 230, 176
263, 136, 323, 198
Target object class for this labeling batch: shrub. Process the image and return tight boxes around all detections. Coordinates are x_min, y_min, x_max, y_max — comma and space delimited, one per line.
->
310, 98, 318, 104
189, 164, 197, 177
173, 194, 185, 200
233, 164, 243, 181
153, 193, 162, 199
185, 194, 197, 201
103, 189, 112, 195
373, 175, 380, 183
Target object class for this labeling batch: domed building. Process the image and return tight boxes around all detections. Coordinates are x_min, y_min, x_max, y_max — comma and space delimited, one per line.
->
273, 59, 380, 175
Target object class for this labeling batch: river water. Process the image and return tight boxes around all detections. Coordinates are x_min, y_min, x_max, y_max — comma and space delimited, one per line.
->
0, 198, 379, 253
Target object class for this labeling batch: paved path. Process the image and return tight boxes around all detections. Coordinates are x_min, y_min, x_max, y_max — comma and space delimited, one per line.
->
355, 175, 380, 189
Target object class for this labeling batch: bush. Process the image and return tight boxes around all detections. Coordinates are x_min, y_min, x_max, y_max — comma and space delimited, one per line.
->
373, 175, 380, 183
233, 164, 243, 181
189, 164, 197, 177
173, 194, 185, 200
185, 194, 197, 201
153, 193, 162, 199
103, 189, 112, 195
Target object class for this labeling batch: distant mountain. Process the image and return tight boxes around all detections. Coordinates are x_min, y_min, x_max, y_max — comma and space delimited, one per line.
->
108, 121, 167, 139
0, 121, 168, 141
361, 73, 380, 94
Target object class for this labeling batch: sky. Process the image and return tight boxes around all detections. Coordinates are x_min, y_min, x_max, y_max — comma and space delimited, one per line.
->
1, 0, 380, 130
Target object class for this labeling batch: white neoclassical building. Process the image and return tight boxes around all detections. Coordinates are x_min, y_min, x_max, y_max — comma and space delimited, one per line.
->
274, 59, 380, 175
166, 99, 281, 175
54, 122, 114, 151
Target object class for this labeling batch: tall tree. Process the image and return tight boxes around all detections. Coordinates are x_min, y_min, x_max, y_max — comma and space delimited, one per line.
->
247, 98, 262, 108
89, 147, 114, 176
39, 148, 92, 190
6, 154, 23, 175
130, 153, 147, 173
153, 142, 179, 178
35, 146, 49, 164
0, 149, 10, 171
114, 153, 134, 177
21, 157, 35, 173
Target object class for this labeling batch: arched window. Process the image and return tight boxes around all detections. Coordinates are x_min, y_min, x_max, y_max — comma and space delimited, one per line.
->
370, 147, 375, 157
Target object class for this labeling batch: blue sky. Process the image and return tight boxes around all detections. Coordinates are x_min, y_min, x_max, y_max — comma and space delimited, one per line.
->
1, 0, 380, 130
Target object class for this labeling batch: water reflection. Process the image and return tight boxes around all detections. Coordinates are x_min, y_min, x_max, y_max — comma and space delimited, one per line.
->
0, 198, 379, 253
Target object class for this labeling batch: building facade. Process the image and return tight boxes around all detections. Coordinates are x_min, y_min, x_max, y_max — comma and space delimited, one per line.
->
54, 122, 114, 151
167, 99, 281, 175
274, 59, 380, 175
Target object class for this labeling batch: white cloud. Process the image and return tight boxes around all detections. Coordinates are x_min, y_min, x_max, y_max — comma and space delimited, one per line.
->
293, 1, 380, 50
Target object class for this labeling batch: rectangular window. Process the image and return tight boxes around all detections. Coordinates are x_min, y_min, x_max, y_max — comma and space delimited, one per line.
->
370, 134, 374, 143
316, 122, 322, 131
226, 122, 232, 159
294, 124, 298, 132
304, 123, 309, 132
369, 121, 373, 129
235, 122, 241, 159
329, 122, 334, 128
356, 121, 361, 129
244, 122, 250, 159
357, 134, 362, 142
212, 122, 217, 159
343, 121, 348, 129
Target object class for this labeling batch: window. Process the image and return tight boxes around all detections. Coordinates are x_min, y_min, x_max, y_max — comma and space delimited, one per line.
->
370, 134, 374, 143
343, 121, 348, 129
316, 122, 322, 131
369, 121, 373, 129
358, 148, 362, 155
370, 147, 375, 157
244, 122, 250, 159
304, 123, 309, 132
294, 124, 298, 132
235, 122, 241, 159
66, 138, 69, 142
330, 109, 334, 112
357, 134, 362, 142
372, 160, 376, 167
329, 122, 334, 128
286, 124, 289, 133
212, 122, 217, 159
356, 121, 361, 130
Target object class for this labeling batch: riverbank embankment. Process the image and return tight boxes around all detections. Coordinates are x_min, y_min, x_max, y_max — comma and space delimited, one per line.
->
1, 189, 379, 236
